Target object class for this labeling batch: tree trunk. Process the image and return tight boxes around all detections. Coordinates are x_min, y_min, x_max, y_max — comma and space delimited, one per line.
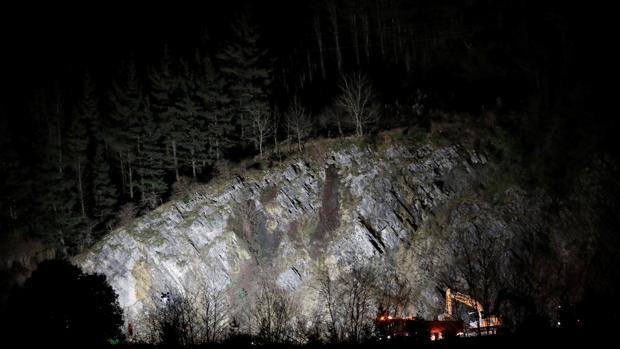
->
355, 113, 363, 137
306, 49, 313, 83
396, 20, 403, 64
362, 14, 370, 63
328, 2, 342, 73
56, 121, 63, 174
119, 151, 126, 195
139, 158, 145, 203
128, 154, 134, 199
137, 135, 144, 203
77, 159, 85, 217
240, 107, 245, 140
273, 113, 279, 159
351, 14, 360, 66
377, 3, 385, 58
314, 17, 326, 79
393, 20, 400, 64
172, 139, 179, 182
286, 120, 291, 152
191, 146, 197, 180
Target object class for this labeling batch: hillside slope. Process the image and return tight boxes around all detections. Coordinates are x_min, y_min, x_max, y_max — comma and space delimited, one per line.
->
75, 129, 607, 340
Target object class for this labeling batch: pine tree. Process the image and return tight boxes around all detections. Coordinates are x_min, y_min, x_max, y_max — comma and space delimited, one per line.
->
76, 73, 104, 217
171, 60, 204, 180
92, 143, 117, 231
217, 14, 272, 151
66, 113, 88, 219
23, 88, 80, 255
136, 100, 168, 208
196, 55, 232, 162
0, 127, 31, 224
313, 16, 326, 79
327, 1, 343, 73
65, 73, 103, 252
109, 60, 143, 199
33, 103, 75, 254
64, 112, 91, 253
149, 47, 183, 182
137, 138, 168, 209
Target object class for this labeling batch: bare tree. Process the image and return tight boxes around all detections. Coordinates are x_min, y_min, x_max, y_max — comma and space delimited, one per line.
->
145, 286, 232, 345
286, 96, 312, 153
294, 310, 324, 345
339, 266, 377, 343
251, 283, 296, 344
318, 267, 340, 342
249, 108, 273, 159
375, 268, 413, 318
317, 265, 377, 344
147, 291, 199, 346
199, 285, 229, 343
335, 73, 377, 137
272, 106, 281, 159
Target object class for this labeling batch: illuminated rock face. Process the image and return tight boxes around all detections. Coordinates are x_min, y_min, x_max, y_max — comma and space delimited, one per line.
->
75, 136, 555, 338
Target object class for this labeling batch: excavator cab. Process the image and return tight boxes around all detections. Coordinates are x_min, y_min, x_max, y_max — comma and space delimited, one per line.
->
467, 311, 480, 327
468, 311, 501, 334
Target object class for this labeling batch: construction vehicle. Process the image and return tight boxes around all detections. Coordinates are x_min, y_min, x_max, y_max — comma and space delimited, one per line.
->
373, 288, 502, 341
444, 288, 502, 335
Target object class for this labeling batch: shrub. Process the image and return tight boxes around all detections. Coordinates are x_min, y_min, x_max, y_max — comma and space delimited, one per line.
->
7, 259, 124, 346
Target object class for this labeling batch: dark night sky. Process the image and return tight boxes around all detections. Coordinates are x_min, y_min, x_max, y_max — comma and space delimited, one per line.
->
0, 1, 612, 98
0, 0, 615, 140
0, 0, 326, 124
0, 2, 304, 86
1, 4, 227, 89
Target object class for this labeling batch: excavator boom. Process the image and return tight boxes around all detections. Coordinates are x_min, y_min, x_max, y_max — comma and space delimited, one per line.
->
446, 288, 482, 315
445, 288, 502, 333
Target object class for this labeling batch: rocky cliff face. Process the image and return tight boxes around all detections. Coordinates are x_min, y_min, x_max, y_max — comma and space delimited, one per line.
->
75, 130, 605, 339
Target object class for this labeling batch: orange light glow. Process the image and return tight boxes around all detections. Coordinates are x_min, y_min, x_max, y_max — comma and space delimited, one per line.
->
429, 328, 444, 340
376, 314, 417, 321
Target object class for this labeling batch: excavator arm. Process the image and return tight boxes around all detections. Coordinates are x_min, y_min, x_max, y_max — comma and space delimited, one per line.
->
445, 288, 501, 330
446, 288, 482, 317
452, 292, 483, 313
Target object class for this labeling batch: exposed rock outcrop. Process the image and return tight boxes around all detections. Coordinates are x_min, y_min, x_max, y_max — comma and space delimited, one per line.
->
75, 131, 606, 338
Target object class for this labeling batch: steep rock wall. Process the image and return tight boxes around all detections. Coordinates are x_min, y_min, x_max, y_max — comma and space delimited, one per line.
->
76, 136, 556, 337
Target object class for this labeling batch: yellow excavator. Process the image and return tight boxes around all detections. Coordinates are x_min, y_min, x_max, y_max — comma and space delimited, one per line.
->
444, 288, 502, 335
